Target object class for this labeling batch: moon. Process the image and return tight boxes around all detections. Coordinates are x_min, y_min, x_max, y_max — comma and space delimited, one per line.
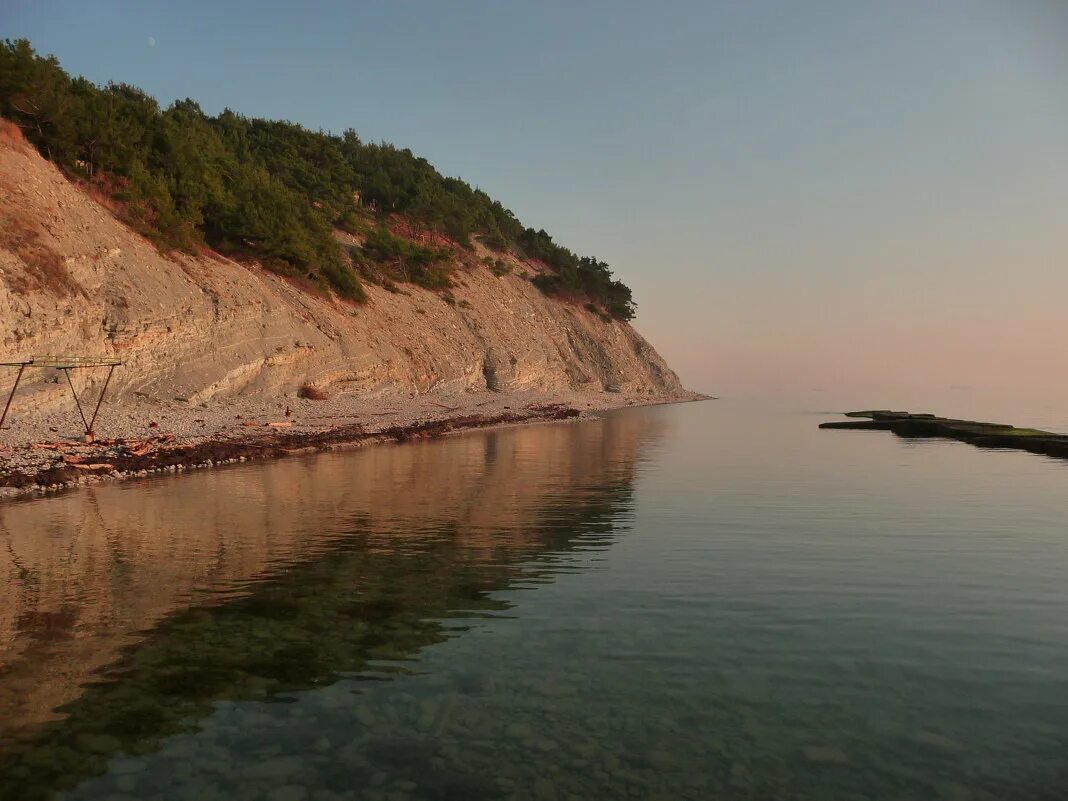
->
147, 36, 156, 48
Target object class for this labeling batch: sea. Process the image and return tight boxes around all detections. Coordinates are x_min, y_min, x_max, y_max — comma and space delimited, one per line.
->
2, 399, 1067, 800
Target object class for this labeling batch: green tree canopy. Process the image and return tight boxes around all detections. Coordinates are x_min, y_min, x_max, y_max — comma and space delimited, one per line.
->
0, 39, 635, 318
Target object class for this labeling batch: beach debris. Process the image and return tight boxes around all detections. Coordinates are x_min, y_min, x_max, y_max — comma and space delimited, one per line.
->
1, 356, 122, 437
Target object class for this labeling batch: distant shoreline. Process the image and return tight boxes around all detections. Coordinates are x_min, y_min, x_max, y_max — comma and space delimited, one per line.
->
0, 390, 708, 503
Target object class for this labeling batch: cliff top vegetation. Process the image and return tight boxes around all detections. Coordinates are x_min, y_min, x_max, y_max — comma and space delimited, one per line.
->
0, 39, 635, 319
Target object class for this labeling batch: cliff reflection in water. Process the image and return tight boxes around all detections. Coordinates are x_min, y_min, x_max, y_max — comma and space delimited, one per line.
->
0, 412, 663, 800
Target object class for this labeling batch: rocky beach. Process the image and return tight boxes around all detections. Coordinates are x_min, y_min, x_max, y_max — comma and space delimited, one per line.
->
0, 388, 702, 500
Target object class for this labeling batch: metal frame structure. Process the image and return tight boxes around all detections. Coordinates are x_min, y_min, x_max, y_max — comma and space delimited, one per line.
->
1, 357, 122, 436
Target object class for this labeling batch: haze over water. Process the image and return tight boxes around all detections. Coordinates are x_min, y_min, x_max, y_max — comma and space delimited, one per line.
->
2, 401, 1067, 800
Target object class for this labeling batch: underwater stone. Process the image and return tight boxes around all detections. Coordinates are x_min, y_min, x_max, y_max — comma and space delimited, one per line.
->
644, 750, 678, 770
266, 785, 309, 801
417, 700, 437, 730
802, 745, 848, 765
115, 775, 139, 793
533, 778, 557, 801
74, 732, 123, 754
110, 759, 148, 775
728, 762, 752, 788
915, 731, 965, 753
242, 756, 304, 780
504, 722, 533, 740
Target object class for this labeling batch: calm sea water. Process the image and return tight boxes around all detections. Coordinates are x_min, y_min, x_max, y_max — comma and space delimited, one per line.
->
2, 401, 1067, 801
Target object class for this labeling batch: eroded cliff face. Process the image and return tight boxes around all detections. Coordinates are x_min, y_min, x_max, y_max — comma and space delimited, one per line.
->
0, 133, 684, 411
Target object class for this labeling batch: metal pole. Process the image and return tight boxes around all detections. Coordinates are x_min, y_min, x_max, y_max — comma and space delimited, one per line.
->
87, 364, 116, 434
0, 364, 26, 429
64, 367, 91, 434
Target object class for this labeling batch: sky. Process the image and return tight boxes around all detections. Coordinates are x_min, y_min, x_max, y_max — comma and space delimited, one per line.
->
4, 0, 1068, 410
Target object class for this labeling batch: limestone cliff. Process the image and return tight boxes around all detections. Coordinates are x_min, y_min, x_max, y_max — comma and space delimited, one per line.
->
0, 130, 684, 411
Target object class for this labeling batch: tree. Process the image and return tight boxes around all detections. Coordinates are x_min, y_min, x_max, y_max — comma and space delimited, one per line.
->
0, 39, 637, 317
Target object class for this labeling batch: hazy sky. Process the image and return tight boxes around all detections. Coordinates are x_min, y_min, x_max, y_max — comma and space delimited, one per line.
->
5, 1, 1068, 406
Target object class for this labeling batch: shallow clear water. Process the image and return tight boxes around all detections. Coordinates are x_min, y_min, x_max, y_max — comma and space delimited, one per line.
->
2, 401, 1067, 800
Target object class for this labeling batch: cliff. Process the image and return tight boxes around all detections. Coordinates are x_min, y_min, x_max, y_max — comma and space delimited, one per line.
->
0, 125, 684, 413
